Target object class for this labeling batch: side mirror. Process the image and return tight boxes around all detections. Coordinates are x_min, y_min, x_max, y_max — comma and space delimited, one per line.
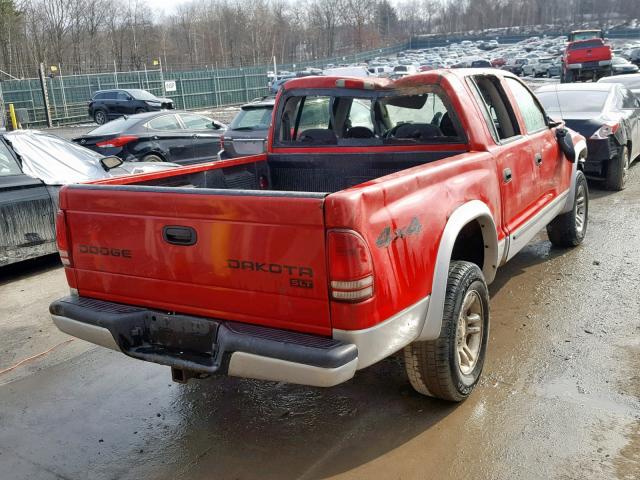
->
211, 121, 221, 130
548, 117, 563, 128
555, 128, 576, 163
100, 156, 124, 171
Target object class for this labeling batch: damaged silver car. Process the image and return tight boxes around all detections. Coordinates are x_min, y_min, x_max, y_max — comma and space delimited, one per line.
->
0, 130, 177, 267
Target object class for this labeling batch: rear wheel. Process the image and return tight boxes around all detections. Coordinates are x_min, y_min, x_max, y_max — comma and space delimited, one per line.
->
141, 154, 165, 162
605, 145, 629, 191
404, 261, 489, 402
94, 110, 107, 125
547, 170, 589, 247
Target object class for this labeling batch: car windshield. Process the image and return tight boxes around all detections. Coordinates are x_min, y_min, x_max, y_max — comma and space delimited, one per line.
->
230, 106, 273, 130
127, 89, 158, 101
537, 90, 609, 114
4, 131, 109, 185
87, 115, 142, 135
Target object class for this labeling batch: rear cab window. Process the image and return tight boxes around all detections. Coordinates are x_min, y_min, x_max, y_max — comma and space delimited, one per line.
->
274, 85, 465, 147
568, 39, 604, 50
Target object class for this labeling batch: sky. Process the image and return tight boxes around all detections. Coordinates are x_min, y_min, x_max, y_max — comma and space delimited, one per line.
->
144, 0, 191, 15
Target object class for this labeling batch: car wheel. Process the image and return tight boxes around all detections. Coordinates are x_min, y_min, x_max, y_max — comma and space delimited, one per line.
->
404, 261, 489, 402
547, 170, 589, 247
605, 145, 629, 191
135, 108, 147, 114
94, 110, 107, 125
141, 154, 165, 162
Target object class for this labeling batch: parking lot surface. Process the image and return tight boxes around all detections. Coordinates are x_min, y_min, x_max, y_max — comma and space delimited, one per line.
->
1, 167, 639, 480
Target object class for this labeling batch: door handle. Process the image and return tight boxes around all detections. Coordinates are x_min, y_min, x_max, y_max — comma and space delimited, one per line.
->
534, 153, 543, 166
162, 226, 197, 246
503, 168, 512, 183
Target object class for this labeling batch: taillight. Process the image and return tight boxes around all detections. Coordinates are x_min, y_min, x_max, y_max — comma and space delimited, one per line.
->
590, 123, 619, 140
96, 135, 138, 148
328, 230, 374, 302
55, 210, 72, 266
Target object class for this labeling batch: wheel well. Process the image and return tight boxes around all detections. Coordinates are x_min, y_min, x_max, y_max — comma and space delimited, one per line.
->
451, 220, 485, 270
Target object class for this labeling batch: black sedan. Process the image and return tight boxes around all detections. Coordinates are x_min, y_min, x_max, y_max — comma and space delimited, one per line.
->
218, 96, 275, 159
88, 89, 174, 125
537, 83, 640, 190
74, 111, 226, 165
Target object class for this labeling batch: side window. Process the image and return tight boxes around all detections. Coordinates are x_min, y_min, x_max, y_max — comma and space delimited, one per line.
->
147, 115, 182, 131
505, 78, 547, 133
93, 92, 105, 100
0, 141, 22, 176
104, 91, 118, 100
180, 113, 213, 130
470, 76, 520, 142
620, 88, 637, 109
117, 91, 130, 101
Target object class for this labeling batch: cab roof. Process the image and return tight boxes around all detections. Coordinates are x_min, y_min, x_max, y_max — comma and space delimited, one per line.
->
281, 68, 518, 92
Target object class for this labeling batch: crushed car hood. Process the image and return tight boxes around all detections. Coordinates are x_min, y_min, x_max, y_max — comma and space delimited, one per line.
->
3, 130, 177, 185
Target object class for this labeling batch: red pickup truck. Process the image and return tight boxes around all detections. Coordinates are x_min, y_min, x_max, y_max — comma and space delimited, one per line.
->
50, 70, 588, 402
561, 37, 612, 83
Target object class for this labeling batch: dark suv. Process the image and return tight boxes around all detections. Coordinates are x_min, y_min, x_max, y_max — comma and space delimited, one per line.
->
88, 89, 174, 125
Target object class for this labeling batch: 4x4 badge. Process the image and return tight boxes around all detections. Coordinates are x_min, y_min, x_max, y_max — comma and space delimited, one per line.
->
376, 217, 422, 248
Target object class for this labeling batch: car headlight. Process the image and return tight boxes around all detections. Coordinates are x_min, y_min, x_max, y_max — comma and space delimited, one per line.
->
590, 123, 619, 140
145, 101, 161, 106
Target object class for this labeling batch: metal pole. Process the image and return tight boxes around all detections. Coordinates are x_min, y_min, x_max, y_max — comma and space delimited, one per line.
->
38, 63, 52, 127
215, 62, 222, 107
113, 59, 118, 88
273, 56, 277, 78
242, 69, 248, 102
144, 64, 150, 90
58, 63, 69, 118
159, 57, 166, 96
179, 78, 186, 109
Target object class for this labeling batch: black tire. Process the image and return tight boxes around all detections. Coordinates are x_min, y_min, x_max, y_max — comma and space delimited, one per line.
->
547, 170, 589, 247
135, 108, 147, 114
605, 145, 629, 191
403, 261, 490, 402
141, 154, 164, 162
94, 110, 107, 125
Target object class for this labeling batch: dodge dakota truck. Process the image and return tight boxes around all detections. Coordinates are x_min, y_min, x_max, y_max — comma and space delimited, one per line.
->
50, 69, 588, 402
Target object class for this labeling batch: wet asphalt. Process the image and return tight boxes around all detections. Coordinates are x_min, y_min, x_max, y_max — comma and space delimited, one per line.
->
1, 168, 639, 480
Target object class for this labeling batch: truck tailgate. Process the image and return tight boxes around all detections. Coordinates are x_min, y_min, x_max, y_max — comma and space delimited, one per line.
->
61, 185, 331, 335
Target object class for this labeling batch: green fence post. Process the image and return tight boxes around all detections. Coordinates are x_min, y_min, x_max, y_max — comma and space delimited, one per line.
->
242, 70, 249, 102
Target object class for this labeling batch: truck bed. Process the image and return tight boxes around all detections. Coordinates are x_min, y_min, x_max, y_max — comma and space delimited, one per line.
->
95, 149, 466, 194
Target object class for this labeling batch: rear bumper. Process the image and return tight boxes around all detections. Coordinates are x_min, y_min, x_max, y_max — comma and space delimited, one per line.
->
50, 296, 358, 387
584, 137, 619, 178
567, 60, 611, 70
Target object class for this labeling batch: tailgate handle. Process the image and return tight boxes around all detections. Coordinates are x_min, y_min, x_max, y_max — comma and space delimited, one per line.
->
163, 226, 197, 246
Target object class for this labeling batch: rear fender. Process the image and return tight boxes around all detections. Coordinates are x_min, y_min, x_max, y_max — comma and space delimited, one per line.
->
416, 200, 500, 341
